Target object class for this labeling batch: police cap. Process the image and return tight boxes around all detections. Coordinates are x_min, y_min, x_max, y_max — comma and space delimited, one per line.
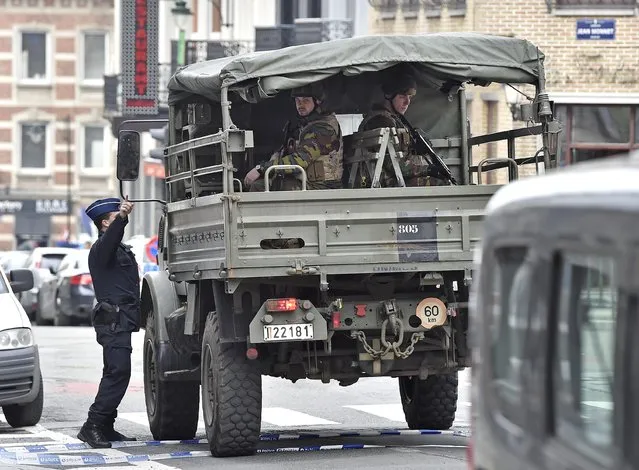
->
382, 73, 418, 99
86, 197, 120, 222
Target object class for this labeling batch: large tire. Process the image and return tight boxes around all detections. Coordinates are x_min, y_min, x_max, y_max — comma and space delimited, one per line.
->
3, 373, 44, 427
143, 314, 200, 440
399, 373, 458, 430
35, 307, 49, 326
201, 312, 262, 457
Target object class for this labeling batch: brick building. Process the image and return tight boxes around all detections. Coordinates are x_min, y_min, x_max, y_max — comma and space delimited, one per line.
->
0, 0, 116, 250
368, 0, 639, 178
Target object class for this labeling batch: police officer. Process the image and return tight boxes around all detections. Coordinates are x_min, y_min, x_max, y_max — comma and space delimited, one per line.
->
77, 196, 139, 448
244, 82, 343, 191
359, 72, 446, 187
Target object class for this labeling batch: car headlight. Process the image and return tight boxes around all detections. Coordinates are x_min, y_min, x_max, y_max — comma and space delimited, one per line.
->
0, 328, 34, 350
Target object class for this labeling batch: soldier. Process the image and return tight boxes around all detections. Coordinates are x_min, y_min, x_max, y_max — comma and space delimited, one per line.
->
78, 196, 139, 448
358, 73, 446, 187
244, 82, 343, 191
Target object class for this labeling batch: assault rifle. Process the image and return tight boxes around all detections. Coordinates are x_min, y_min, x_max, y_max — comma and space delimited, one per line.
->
396, 113, 458, 185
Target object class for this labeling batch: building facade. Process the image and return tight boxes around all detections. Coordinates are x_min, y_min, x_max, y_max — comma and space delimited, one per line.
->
368, 0, 639, 177
110, 0, 370, 238
0, 0, 116, 250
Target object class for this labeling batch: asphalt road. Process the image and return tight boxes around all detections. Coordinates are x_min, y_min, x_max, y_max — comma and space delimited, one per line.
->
0, 326, 471, 469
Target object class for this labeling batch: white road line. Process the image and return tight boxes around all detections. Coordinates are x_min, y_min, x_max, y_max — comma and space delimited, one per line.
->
261, 408, 338, 427
345, 404, 406, 422
119, 411, 207, 431
117, 412, 157, 428
583, 401, 613, 411
0, 431, 55, 439
121, 408, 339, 429
0, 420, 180, 470
345, 402, 471, 422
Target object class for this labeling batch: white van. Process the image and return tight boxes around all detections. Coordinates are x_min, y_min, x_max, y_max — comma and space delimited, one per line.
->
0, 268, 43, 427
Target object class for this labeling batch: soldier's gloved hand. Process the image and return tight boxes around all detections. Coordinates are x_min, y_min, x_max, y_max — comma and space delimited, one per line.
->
244, 166, 262, 187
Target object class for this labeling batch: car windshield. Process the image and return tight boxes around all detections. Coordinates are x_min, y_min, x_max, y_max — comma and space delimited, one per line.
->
41, 254, 68, 274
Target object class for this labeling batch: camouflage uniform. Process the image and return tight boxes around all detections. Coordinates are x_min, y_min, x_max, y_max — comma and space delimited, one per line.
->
359, 104, 446, 187
264, 111, 343, 190
250, 82, 343, 192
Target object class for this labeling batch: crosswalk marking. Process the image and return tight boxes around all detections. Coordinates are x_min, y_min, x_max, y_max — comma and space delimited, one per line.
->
583, 401, 613, 411
261, 408, 338, 427
0, 418, 180, 469
118, 403, 471, 430
119, 408, 339, 429
345, 404, 406, 422
345, 402, 470, 423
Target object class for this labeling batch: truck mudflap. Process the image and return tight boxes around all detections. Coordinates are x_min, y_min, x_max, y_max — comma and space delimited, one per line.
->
248, 298, 328, 344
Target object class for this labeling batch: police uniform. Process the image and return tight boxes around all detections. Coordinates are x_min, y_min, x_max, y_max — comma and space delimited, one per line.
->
78, 197, 139, 448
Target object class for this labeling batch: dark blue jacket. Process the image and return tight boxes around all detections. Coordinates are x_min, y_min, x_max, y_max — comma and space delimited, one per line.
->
88, 215, 140, 332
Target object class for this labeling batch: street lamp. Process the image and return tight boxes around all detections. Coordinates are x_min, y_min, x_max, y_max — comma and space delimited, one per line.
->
171, 0, 192, 67
503, 83, 522, 121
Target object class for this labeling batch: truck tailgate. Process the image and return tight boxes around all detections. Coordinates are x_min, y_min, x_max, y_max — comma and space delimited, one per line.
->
166, 185, 498, 279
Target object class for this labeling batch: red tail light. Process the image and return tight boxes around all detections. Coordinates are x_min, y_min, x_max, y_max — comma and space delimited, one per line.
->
466, 438, 473, 469
266, 298, 297, 312
70, 274, 92, 286
332, 311, 341, 329
35, 260, 41, 269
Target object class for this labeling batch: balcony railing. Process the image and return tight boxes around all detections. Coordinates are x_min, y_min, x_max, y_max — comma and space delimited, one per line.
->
170, 39, 254, 72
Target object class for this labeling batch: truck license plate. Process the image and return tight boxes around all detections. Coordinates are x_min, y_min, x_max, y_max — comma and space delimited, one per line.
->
263, 324, 314, 342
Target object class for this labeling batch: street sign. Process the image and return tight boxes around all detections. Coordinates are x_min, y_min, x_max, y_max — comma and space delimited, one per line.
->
121, 0, 160, 115
145, 235, 158, 263
576, 19, 615, 40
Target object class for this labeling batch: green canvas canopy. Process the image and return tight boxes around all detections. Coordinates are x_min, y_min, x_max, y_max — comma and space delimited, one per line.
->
167, 33, 545, 105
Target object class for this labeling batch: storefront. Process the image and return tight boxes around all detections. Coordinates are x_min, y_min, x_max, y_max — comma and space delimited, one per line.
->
0, 198, 71, 250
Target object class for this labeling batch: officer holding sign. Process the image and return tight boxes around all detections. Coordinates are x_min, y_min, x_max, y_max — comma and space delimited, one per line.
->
77, 196, 139, 448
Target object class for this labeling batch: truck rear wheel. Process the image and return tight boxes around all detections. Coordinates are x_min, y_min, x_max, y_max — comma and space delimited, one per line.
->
399, 373, 458, 430
143, 314, 200, 440
201, 312, 262, 457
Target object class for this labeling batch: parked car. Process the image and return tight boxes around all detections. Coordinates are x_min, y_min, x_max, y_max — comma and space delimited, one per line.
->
37, 250, 94, 326
0, 268, 43, 427
0, 251, 29, 275
20, 247, 76, 322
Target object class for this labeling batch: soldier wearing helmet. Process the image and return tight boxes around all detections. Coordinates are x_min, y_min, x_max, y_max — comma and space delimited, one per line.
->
358, 72, 445, 187
244, 81, 343, 191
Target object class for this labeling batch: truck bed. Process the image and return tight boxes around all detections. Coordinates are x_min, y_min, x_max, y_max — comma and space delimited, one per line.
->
165, 185, 498, 281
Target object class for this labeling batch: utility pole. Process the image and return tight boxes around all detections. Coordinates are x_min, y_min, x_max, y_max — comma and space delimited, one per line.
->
65, 115, 72, 242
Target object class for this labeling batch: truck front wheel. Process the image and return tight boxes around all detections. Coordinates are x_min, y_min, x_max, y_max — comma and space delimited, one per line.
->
399, 373, 458, 430
201, 312, 262, 457
143, 315, 200, 440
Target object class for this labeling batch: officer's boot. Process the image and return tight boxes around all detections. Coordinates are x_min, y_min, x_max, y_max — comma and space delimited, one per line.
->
104, 428, 137, 442
77, 422, 112, 449
104, 413, 136, 442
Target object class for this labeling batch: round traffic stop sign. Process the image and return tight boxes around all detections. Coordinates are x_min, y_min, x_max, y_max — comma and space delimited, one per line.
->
145, 235, 159, 263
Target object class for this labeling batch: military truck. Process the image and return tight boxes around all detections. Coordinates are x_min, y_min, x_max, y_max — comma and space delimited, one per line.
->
115, 33, 560, 457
